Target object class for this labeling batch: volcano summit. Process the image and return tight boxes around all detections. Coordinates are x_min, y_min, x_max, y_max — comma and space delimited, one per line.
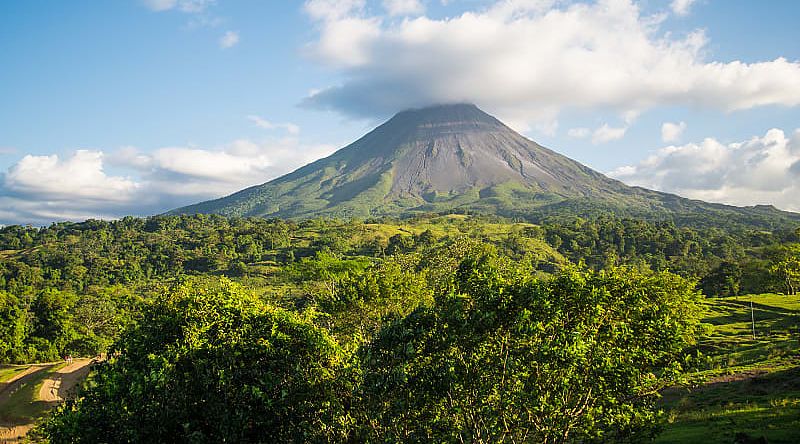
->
173, 104, 799, 230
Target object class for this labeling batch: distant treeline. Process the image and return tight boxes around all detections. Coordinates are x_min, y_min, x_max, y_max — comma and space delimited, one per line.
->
0, 214, 798, 363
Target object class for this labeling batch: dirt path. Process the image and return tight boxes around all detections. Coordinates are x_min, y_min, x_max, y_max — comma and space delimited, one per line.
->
38, 359, 92, 403
0, 360, 93, 442
0, 423, 33, 443
0, 366, 49, 395
0, 365, 54, 443
0, 365, 54, 406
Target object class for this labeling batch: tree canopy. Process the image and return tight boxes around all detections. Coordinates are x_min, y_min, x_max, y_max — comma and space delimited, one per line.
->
42, 257, 702, 443
42, 279, 353, 443
358, 255, 702, 443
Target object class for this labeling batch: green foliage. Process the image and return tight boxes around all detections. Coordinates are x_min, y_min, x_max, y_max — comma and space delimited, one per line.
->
30, 289, 77, 358
41, 279, 353, 443
316, 259, 433, 348
0, 214, 794, 365
701, 261, 742, 297
358, 255, 702, 442
542, 216, 743, 278
35, 249, 710, 443
769, 244, 800, 295
0, 290, 29, 362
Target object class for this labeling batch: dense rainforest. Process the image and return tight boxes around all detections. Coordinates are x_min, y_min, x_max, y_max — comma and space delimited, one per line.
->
0, 213, 798, 442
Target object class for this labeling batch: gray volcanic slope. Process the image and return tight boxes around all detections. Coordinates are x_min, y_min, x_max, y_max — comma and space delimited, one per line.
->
172, 104, 800, 230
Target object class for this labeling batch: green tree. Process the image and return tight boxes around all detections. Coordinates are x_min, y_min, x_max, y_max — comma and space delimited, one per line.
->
358, 255, 702, 443
317, 259, 433, 348
386, 234, 414, 255
0, 291, 29, 363
30, 288, 77, 359
769, 244, 800, 295
701, 261, 742, 297
41, 278, 354, 443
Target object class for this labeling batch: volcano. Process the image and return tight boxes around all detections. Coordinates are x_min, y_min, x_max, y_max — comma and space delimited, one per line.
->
172, 104, 799, 231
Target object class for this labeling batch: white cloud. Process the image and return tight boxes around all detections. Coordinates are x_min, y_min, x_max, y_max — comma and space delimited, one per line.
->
142, 0, 214, 13
124, 139, 336, 196
567, 127, 590, 138
670, 0, 696, 16
304, 0, 365, 21
247, 115, 301, 135
308, 18, 380, 68
592, 123, 627, 144
609, 128, 800, 212
302, 0, 800, 127
142, 0, 177, 12
661, 121, 686, 142
152, 147, 271, 182
0, 140, 337, 225
383, 0, 425, 16
219, 30, 240, 49
4, 151, 138, 202
534, 119, 558, 137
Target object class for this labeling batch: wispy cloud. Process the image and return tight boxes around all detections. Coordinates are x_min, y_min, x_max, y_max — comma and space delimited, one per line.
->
670, 0, 697, 16
247, 115, 300, 135
143, 0, 227, 45
592, 124, 627, 144
661, 121, 686, 143
383, 0, 425, 16
567, 128, 590, 139
142, 0, 215, 13
219, 30, 240, 49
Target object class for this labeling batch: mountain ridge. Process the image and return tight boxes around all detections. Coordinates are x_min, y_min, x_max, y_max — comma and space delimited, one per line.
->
171, 104, 800, 231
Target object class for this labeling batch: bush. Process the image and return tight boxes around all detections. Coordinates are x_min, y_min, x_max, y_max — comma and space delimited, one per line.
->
41, 278, 354, 443
357, 254, 702, 442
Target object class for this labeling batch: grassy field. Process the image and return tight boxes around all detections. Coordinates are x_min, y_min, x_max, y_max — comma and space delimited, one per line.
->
0, 363, 62, 425
657, 293, 800, 443
0, 365, 33, 384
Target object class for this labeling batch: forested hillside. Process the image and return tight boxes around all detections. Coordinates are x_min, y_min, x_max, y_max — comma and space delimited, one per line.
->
1, 213, 797, 364
0, 214, 798, 442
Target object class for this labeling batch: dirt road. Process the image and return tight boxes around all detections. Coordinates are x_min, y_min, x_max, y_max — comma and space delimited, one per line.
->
0, 365, 52, 397
38, 359, 92, 403
0, 359, 93, 443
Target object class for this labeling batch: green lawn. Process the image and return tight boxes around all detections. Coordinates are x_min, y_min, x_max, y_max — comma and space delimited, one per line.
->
0, 363, 61, 424
0, 365, 33, 383
657, 293, 800, 443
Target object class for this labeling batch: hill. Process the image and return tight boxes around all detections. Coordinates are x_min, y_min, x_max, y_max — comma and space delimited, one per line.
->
173, 103, 800, 230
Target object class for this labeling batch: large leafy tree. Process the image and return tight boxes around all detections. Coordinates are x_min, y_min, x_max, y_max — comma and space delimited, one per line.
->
30, 288, 78, 360
41, 279, 353, 443
358, 255, 702, 443
770, 244, 800, 295
701, 261, 742, 297
0, 290, 29, 363
316, 259, 433, 348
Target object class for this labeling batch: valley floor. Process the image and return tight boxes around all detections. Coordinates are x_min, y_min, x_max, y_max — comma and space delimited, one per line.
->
657, 294, 800, 443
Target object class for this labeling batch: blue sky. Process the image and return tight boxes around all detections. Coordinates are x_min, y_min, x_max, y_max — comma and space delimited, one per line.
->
1, 0, 799, 224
